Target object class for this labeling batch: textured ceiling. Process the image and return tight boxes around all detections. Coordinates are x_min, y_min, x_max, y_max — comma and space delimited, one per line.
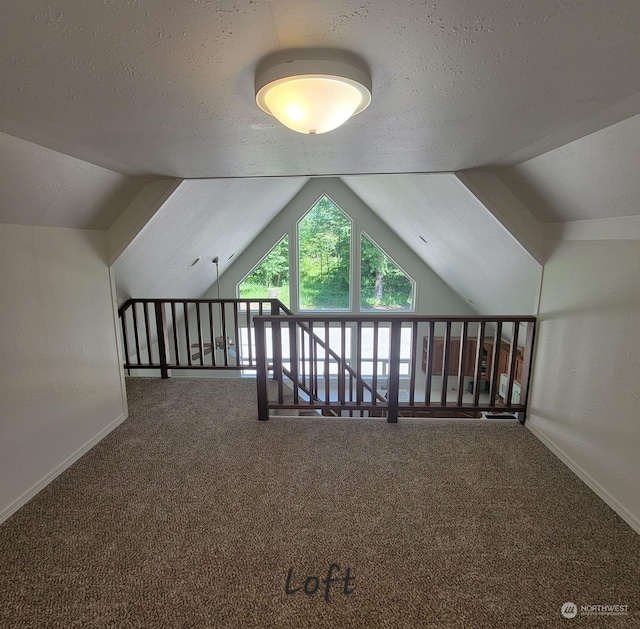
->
1, 0, 640, 178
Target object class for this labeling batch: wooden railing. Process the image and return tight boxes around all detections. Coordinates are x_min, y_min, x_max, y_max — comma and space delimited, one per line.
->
118, 298, 286, 377
118, 301, 536, 423
254, 315, 536, 423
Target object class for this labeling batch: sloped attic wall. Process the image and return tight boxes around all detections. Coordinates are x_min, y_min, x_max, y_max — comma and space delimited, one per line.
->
342, 174, 542, 316
210, 177, 473, 316
112, 177, 308, 305
111, 173, 541, 317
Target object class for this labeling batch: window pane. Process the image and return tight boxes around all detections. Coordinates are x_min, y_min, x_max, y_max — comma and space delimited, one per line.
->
298, 196, 351, 311
360, 232, 414, 310
238, 235, 290, 308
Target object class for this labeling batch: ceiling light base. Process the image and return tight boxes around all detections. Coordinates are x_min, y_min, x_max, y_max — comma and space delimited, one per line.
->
255, 49, 372, 135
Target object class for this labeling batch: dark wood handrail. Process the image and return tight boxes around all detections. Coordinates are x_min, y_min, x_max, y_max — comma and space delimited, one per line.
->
118, 298, 286, 376
118, 297, 284, 317
255, 314, 537, 324
254, 314, 536, 423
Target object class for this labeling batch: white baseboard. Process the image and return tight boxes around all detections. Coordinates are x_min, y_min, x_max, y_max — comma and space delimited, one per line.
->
0, 412, 128, 525
526, 423, 640, 536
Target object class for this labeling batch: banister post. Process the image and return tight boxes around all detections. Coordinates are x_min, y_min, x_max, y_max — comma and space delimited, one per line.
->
387, 319, 402, 423
255, 317, 269, 420
518, 320, 536, 425
154, 301, 170, 379
288, 320, 299, 404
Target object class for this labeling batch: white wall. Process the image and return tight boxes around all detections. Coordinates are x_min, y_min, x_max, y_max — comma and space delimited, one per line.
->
0, 224, 128, 522
527, 238, 640, 534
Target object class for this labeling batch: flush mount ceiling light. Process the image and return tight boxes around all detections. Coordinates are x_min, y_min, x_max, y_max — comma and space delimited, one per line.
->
255, 49, 372, 135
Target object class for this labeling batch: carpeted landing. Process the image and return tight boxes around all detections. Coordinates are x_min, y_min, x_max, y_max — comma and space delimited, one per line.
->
1, 377, 639, 628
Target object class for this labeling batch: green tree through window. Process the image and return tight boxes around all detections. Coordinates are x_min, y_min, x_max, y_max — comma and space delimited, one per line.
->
238, 196, 415, 312
360, 233, 414, 310
298, 196, 351, 310
238, 235, 290, 308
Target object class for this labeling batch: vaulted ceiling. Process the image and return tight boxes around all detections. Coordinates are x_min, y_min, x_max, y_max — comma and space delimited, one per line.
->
1, 1, 640, 315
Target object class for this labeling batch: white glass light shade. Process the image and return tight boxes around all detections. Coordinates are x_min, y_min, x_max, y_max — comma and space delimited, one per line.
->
255, 53, 372, 135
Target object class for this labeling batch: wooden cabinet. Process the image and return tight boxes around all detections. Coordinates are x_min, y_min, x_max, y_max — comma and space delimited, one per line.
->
422, 335, 526, 404
422, 336, 494, 380
497, 343, 524, 384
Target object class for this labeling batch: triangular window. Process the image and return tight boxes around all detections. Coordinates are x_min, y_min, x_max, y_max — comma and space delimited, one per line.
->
238, 234, 290, 308
360, 232, 414, 311
237, 196, 415, 313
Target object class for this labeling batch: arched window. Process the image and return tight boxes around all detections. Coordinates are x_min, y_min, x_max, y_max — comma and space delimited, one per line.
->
298, 195, 351, 311
237, 194, 415, 313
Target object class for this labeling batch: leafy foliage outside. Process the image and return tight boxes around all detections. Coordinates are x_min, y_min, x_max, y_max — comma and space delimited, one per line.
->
360, 233, 414, 310
238, 197, 415, 312
298, 196, 351, 310
238, 235, 290, 308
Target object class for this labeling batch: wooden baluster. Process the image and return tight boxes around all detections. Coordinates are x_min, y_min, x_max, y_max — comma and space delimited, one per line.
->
339, 320, 346, 405
245, 301, 253, 367
518, 320, 536, 422
171, 302, 181, 366
387, 320, 402, 423
120, 310, 131, 366
154, 302, 170, 378
207, 302, 215, 367
488, 321, 502, 406
309, 325, 315, 400
272, 319, 283, 404
289, 321, 299, 404
220, 301, 228, 366
456, 321, 468, 407
143, 302, 153, 364
255, 318, 269, 421
300, 325, 307, 390
356, 321, 363, 405
441, 321, 452, 406
233, 302, 240, 366
424, 321, 435, 406
324, 322, 330, 404
473, 321, 486, 407
506, 321, 520, 409
409, 321, 418, 408
196, 303, 205, 366
372, 322, 379, 407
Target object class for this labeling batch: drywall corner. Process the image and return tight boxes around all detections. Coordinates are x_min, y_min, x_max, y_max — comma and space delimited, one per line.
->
457, 170, 547, 265
107, 178, 181, 265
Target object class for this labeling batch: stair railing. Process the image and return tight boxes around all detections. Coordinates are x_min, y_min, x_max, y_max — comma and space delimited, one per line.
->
274, 304, 387, 411
118, 298, 286, 377
254, 314, 536, 423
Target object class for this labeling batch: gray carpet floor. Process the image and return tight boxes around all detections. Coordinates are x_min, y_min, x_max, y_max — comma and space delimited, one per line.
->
1, 377, 639, 628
